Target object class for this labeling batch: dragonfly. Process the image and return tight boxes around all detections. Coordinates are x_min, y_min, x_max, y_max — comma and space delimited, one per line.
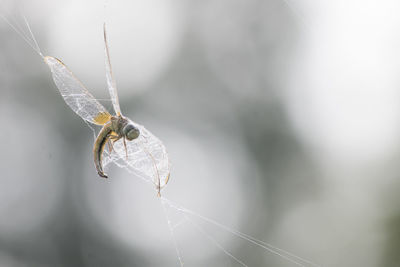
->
3, 16, 170, 196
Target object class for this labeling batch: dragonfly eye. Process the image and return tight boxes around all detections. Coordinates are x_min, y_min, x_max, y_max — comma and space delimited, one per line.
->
123, 124, 140, 141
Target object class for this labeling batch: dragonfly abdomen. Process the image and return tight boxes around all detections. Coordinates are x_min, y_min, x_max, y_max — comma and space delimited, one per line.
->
93, 122, 113, 178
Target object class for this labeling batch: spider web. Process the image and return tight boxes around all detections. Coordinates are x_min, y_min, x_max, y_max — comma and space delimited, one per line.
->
160, 197, 321, 267
85, 115, 319, 267
3, 5, 320, 266
85, 120, 170, 195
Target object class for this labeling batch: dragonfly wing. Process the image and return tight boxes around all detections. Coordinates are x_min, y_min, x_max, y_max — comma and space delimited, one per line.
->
104, 121, 170, 191
104, 23, 122, 116
44, 56, 112, 125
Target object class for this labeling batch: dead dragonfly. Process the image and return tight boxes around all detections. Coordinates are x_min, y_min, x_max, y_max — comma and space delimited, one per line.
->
3, 16, 170, 196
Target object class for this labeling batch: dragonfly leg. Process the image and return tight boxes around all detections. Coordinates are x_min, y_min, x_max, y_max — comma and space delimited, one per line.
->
106, 133, 127, 159
108, 133, 119, 140
123, 136, 128, 160
107, 139, 114, 153
107, 133, 120, 153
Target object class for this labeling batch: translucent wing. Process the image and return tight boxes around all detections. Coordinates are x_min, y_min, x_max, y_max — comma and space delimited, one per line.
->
44, 56, 112, 125
103, 23, 122, 116
104, 120, 170, 193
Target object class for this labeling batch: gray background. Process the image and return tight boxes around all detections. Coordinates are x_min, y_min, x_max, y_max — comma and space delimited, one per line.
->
1, 0, 400, 266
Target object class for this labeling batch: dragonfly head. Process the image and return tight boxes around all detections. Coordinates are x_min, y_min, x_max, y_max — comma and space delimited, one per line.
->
123, 123, 140, 141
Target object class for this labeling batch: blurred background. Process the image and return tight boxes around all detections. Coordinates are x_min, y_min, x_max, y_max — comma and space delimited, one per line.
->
1, 0, 400, 266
